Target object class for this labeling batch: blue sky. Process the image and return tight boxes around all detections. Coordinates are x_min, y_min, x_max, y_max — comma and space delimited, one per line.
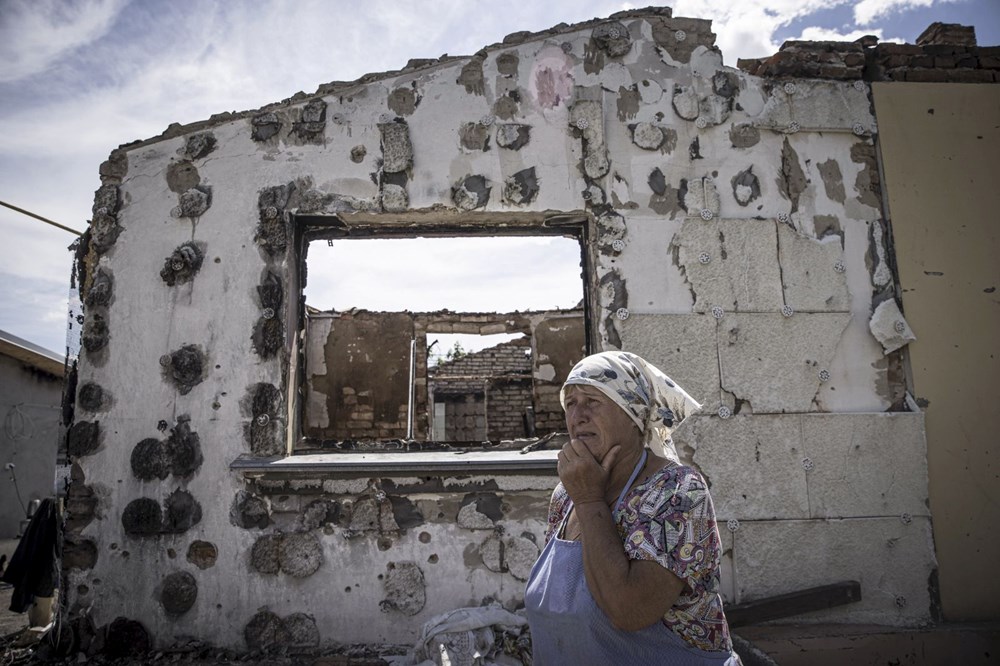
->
1, 0, 998, 355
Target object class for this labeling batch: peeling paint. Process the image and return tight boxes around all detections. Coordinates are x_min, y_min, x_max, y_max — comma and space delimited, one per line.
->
496, 123, 530, 150
459, 122, 491, 151
503, 167, 539, 205
731, 167, 761, 207
817, 158, 847, 203
452, 175, 491, 210
388, 86, 418, 116
728, 123, 760, 148
777, 137, 807, 213
457, 56, 486, 95
616, 85, 641, 121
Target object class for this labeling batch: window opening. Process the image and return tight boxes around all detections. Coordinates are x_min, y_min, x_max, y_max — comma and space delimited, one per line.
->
298, 228, 588, 450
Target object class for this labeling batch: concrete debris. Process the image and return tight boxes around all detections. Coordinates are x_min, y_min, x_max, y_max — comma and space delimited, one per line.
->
869, 299, 917, 354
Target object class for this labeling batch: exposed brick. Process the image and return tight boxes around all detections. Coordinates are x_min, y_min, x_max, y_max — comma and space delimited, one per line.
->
922, 44, 969, 56
916, 23, 977, 47
904, 68, 952, 82
737, 58, 762, 75
977, 56, 1000, 69
875, 43, 924, 56
947, 69, 995, 83
843, 52, 866, 67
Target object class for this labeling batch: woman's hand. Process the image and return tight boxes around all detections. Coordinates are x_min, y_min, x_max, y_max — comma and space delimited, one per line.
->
557, 439, 621, 505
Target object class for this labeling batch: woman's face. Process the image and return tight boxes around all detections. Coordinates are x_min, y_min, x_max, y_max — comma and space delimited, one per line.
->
563, 384, 641, 463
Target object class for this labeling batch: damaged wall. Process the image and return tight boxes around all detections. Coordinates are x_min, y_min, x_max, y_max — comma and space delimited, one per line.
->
63, 6, 993, 651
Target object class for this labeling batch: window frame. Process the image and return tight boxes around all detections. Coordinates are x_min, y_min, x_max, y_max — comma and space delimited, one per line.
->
285, 211, 595, 461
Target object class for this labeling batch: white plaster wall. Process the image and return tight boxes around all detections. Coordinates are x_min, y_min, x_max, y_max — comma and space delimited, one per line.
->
67, 10, 933, 649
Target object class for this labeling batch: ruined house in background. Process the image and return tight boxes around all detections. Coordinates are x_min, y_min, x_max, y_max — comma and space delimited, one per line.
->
62, 5, 999, 654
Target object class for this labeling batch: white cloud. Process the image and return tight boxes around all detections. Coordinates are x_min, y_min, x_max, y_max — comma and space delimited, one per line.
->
672, 0, 857, 62
790, 26, 876, 41
0, 0, 128, 83
854, 0, 934, 24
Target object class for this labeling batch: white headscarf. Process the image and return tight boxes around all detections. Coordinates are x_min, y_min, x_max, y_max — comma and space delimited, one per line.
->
560, 351, 701, 462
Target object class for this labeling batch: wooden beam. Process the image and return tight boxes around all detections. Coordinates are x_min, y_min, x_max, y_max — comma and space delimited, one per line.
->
726, 581, 862, 628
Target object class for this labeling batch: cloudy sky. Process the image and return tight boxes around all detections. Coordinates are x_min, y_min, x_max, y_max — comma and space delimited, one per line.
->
1, 0, 997, 356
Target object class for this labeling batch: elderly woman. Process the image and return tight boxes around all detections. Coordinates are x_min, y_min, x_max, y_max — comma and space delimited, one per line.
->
525, 352, 741, 665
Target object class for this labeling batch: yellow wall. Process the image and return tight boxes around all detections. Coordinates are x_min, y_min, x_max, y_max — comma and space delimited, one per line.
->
873, 83, 1000, 621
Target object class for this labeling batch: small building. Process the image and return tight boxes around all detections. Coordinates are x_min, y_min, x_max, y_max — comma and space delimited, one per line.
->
62, 5, 998, 653
0, 330, 64, 538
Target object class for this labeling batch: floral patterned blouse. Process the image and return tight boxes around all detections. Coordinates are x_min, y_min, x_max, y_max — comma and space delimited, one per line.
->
545, 462, 734, 653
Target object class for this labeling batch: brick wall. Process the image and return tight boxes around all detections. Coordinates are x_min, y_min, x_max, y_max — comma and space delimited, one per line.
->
738, 22, 1000, 84
430, 338, 535, 441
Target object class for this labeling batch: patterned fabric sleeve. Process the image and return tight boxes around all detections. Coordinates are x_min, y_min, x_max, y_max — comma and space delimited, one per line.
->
544, 483, 571, 544
619, 466, 721, 593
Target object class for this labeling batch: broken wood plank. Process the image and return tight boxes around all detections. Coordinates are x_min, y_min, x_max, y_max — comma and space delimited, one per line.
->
726, 581, 862, 627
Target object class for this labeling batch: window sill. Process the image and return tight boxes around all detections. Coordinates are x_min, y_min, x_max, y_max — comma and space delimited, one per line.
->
230, 449, 559, 476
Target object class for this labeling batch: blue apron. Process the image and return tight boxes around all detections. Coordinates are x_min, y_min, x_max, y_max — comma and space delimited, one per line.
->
524, 450, 739, 665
